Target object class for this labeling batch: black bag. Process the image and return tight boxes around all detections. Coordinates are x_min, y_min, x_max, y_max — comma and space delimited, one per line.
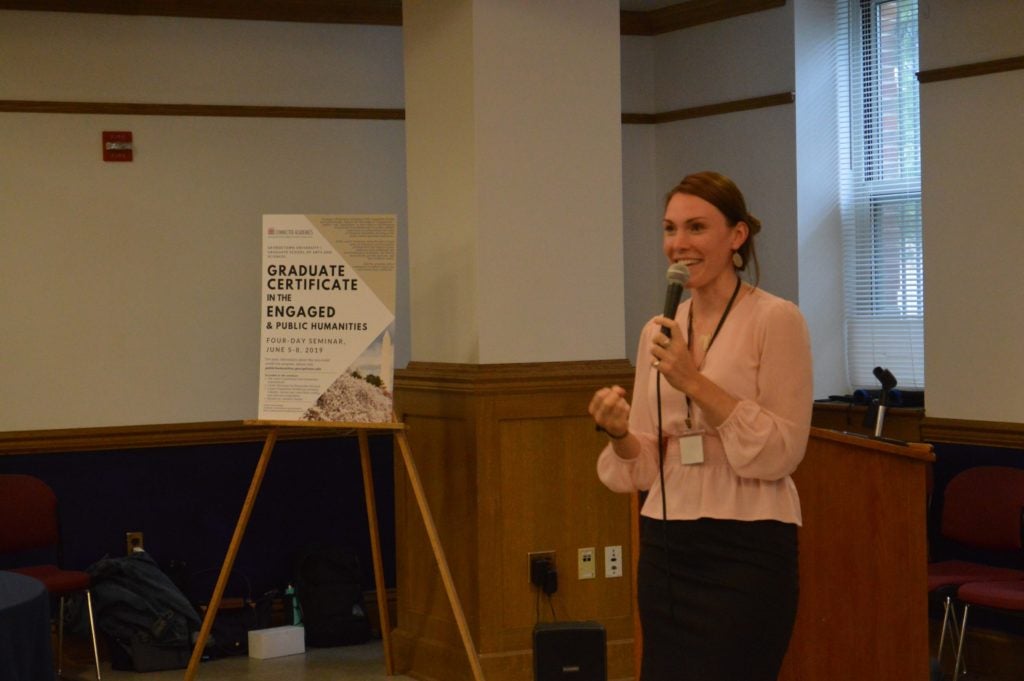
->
86, 552, 202, 672
205, 599, 270, 657
187, 567, 273, 657
293, 544, 371, 647
107, 635, 192, 673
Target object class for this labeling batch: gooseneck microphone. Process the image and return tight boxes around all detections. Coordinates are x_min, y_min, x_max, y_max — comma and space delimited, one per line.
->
872, 366, 898, 437
661, 262, 691, 337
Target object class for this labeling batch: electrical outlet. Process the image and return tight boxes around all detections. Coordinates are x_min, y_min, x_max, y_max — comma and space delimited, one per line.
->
528, 550, 555, 585
605, 545, 622, 578
578, 547, 596, 580
126, 531, 144, 554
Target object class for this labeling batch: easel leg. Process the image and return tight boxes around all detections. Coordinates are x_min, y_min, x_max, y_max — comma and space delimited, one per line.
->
394, 430, 485, 681
358, 429, 395, 675
184, 428, 278, 681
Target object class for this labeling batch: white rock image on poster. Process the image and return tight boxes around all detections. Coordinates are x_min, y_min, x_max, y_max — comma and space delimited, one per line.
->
259, 214, 397, 424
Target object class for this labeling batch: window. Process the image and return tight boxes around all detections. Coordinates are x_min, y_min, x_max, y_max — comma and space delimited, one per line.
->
837, 0, 923, 389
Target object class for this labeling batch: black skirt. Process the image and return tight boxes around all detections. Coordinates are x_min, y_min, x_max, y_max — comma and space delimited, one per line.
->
638, 516, 799, 681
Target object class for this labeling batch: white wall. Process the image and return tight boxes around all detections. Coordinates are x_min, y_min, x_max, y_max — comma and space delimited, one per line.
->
620, 36, 661, 357
653, 108, 798, 304
920, 73, 1024, 421
652, 6, 795, 111
918, 0, 1024, 70
620, 4, 802, 370
465, 0, 626, 364
0, 11, 408, 430
0, 11, 404, 108
794, 0, 846, 398
404, 0, 625, 365
918, 1, 1024, 422
4, 3, 1021, 430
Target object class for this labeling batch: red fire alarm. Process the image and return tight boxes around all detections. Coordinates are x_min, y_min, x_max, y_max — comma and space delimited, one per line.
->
103, 131, 133, 162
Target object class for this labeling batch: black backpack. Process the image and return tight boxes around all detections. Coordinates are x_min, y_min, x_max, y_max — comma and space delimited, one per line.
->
293, 544, 371, 647
86, 552, 202, 672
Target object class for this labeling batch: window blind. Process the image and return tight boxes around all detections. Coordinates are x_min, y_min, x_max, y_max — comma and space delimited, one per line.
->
837, 0, 924, 390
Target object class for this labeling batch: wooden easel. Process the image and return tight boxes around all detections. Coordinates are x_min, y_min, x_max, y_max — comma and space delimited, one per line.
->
183, 419, 485, 681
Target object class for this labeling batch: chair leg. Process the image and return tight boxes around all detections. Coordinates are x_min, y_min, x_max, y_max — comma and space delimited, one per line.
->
953, 603, 970, 678
938, 596, 967, 675
57, 596, 65, 678
949, 604, 966, 675
937, 596, 951, 661
55, 592, 102, 680
85, 589, 102, 680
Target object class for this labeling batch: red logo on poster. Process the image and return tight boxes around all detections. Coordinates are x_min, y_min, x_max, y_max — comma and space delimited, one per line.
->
103, 131, 133, 162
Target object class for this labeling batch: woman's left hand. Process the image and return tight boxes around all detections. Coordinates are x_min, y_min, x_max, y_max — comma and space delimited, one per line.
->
650, 316, 700, 394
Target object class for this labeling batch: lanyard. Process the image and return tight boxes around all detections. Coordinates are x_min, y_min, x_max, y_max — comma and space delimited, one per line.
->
683, 276, 742, 430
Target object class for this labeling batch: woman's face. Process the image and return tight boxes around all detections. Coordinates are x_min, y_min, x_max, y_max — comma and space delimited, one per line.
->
662, 192, 748, 291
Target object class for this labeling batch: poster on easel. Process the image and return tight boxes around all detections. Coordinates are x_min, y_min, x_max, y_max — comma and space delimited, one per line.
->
258, 214, 396, 423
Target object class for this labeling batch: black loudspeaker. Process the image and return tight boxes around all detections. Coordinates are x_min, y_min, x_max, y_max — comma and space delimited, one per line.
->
533, 621, 606, 681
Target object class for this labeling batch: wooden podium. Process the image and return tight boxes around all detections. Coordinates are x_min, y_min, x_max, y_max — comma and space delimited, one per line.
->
629, 428, 933, 680
778, 427, 934, 681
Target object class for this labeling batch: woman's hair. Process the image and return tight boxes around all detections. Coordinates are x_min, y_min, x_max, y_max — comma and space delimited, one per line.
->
666, 171, 761, 285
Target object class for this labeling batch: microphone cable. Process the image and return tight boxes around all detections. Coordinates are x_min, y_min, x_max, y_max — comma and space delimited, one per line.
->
655, 366, 676, 626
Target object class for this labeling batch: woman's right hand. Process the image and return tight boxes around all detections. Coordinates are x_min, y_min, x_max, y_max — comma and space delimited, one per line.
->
588, 385, 630, 439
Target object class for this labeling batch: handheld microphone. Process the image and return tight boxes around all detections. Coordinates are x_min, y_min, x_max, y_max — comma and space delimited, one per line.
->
661, 262, 690, 337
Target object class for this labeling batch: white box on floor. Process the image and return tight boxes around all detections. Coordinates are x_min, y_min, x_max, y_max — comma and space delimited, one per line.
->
248, 625, 305, 659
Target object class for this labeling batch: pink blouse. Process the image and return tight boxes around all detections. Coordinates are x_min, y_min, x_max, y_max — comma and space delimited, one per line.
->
597, 287, 813, 525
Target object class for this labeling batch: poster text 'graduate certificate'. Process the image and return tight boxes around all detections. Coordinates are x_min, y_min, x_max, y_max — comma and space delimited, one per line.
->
258, 214, 396, 424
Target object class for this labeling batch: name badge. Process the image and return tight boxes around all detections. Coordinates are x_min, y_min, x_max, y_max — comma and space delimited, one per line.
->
678, 431, 704, 465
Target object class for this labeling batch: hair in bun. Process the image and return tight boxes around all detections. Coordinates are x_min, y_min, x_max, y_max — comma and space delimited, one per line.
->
666, 171, 761, 285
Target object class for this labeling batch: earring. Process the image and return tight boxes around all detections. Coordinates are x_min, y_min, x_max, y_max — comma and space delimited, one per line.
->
732, 251, 744, 268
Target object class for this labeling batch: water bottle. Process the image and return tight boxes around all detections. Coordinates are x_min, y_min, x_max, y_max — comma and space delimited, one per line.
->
284, 584, 302, 626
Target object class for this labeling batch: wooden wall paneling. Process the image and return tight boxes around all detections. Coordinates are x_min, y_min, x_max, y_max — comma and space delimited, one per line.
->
393, 360, 636, 681
814, 403, 1024, 450
920, 418, 1024, 449
491, 398, 634, 635
392, 406, 480, 681
812, 402, 924, 443
0, 419, 400, 455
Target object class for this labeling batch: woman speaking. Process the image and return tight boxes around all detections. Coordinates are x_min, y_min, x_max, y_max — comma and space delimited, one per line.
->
588, 171, 813, 681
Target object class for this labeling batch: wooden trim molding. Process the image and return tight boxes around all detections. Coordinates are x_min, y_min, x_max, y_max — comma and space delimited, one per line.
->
622, 91, 794, 125
0, 420, 382, 456
5, 405, 1020, 456
920, 417, 1024, 449
0, 0, 403, 25
917, 55, 1024, 84
394, 359, 634, 396
0, 100, 404, 120
0, 95, 791, 124
621, 0, 786, 36
0, 360, 634, 455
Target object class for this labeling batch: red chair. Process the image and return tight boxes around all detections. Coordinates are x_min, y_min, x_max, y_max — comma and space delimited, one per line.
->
0, 474, 102, 679
953, 579, 1024, 677
927, 466, 1024, 672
